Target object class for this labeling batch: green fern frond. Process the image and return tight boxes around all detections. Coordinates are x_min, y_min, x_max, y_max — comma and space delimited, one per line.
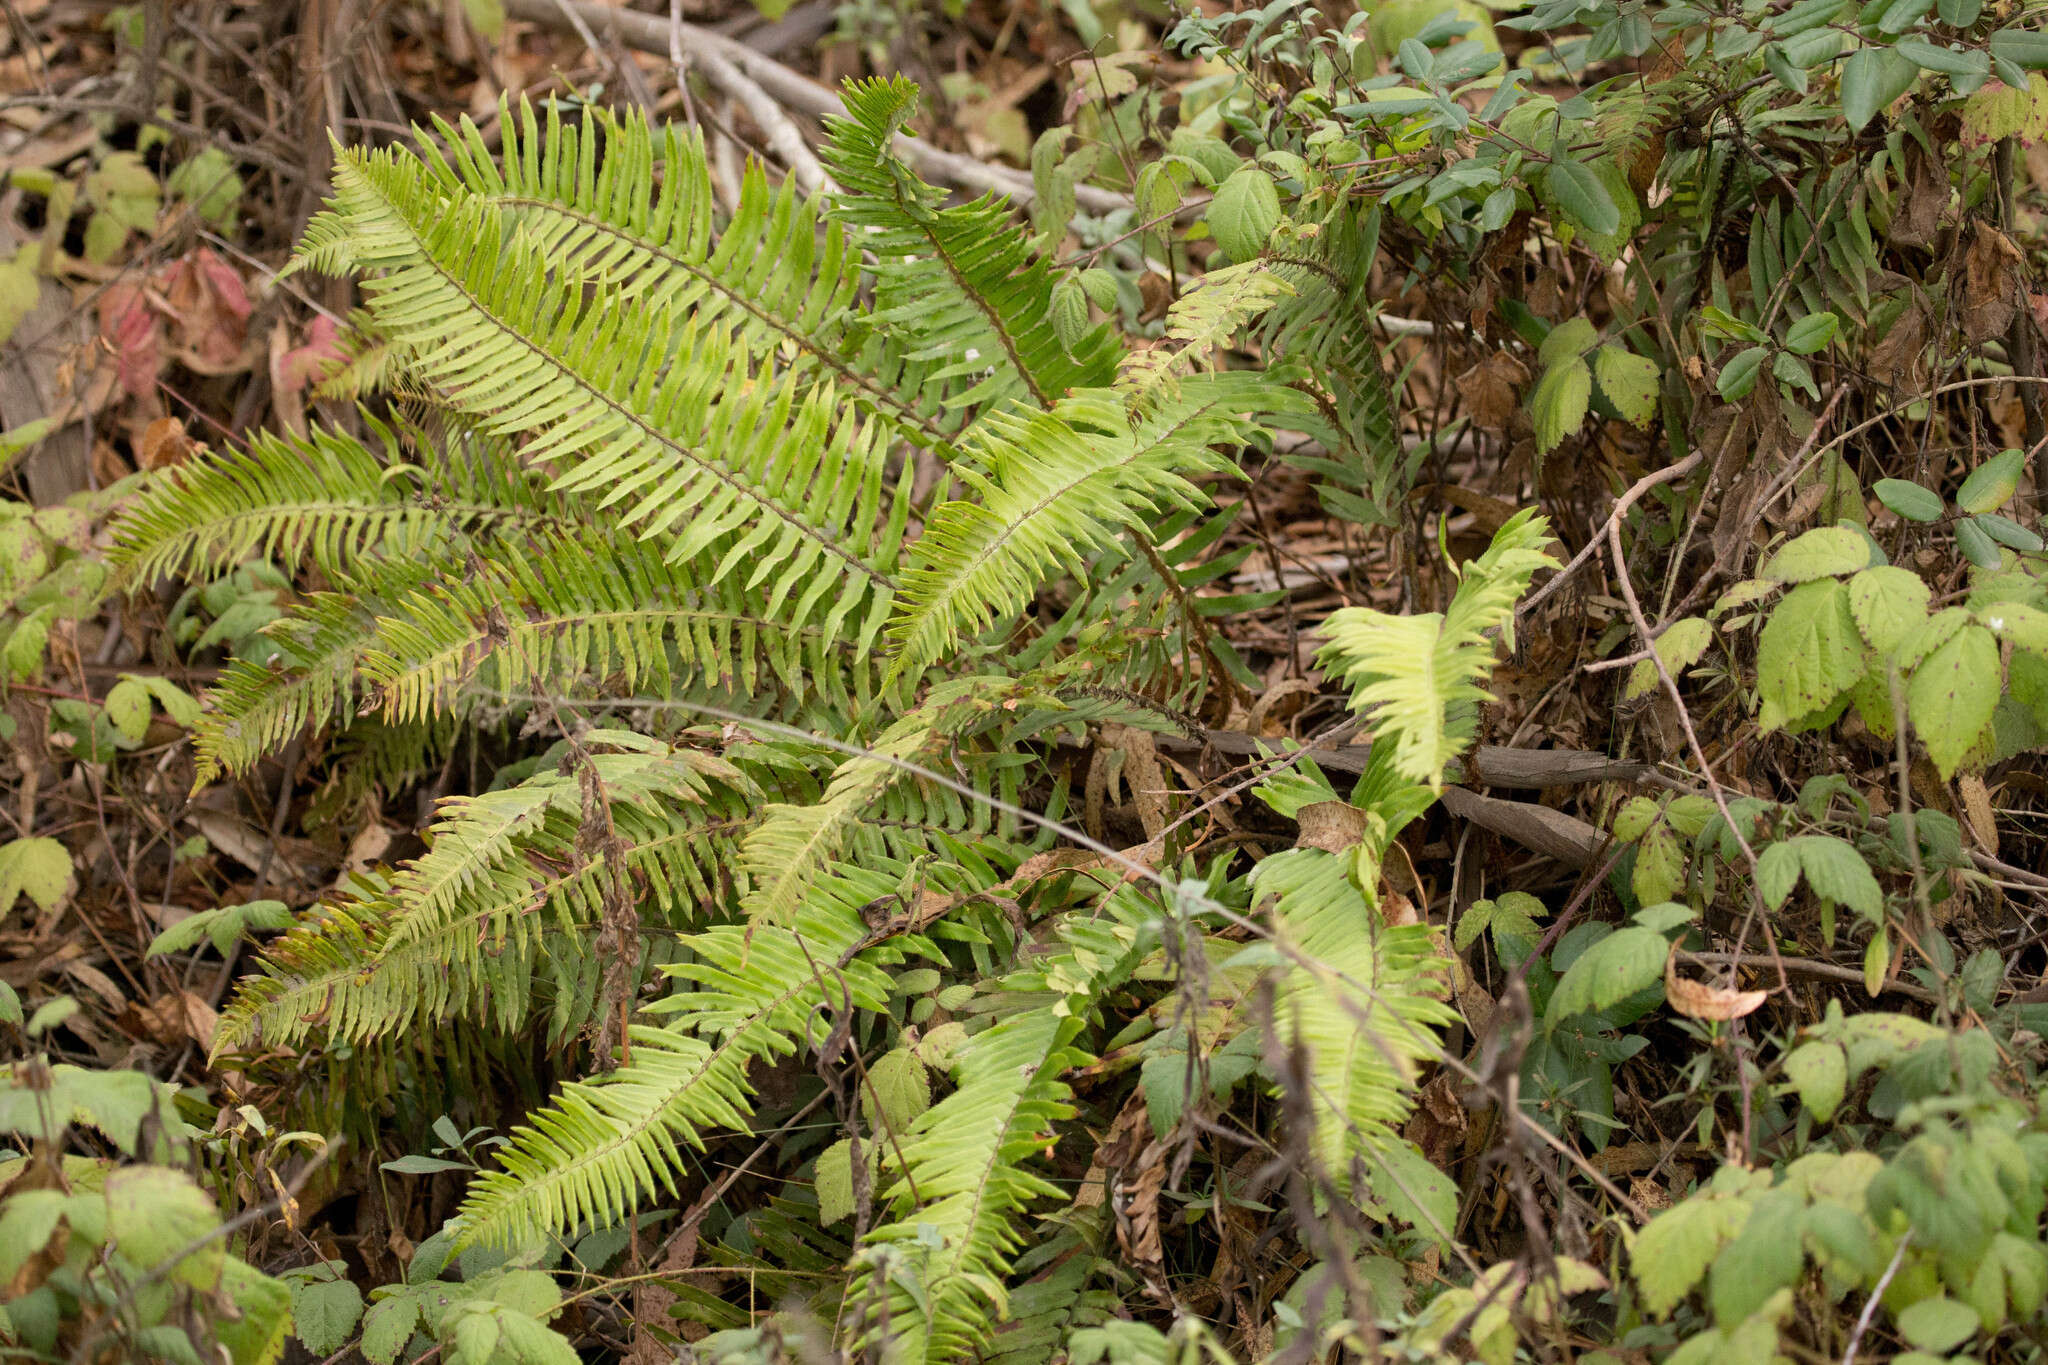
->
192, 589, 390, 785
456, 864, 931, 1249
849, 891, 1155, 1362
1258, 848, 1457, 1202
307, 146, 910, 654
822, 76, 1121, 412
357, 532, 875, 725
886, 390, 1245, 683
109, 420, 555, 587
739, 677, 1022, 925
1316, 509, 1558, 788
1117, 260, 1295, 399
416, 100, 963, 451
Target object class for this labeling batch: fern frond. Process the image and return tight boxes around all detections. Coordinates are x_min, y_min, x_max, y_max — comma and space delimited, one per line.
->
357, 532, 875, 725
308, 147, 910, 655
192, 589, 390, 785
886, 390, 1246, 683
109, 420, 556, 587
1117, 260, 1295, 399
1316, 509, 1557, 788
455, 864, 931, 1249
849, 891, 1155, 1362
417, 99, 964, 452
823, 76, 1121, 412
1257, 848, 1457, 1202
739, 676, 1021, 925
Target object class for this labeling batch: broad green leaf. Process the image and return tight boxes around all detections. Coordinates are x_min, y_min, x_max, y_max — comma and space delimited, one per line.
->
105, 1167, 223, 1291
1710, 1195, 1805, 1325
1796, 835, 1883, 921
103, 677, 151, 743
0, 837, 73, 921
1624, 616, 1713, 700
1368, 1138, 1458, 1242
1717, 345, 1768, 400
861, 1050, 932, 1134
1848, 566, 1930, 657
1875, 478, 1943, 522
1530, 357, 1592, 453
1633, 1192, 1756, 1317
1782, 1041, 1847, 1121
1957, 448, 2025, 514
1548, 926, 1665, 1021
1762, 526, 1870, 583
1757, 841, 1801, 909
1897, 1297, 1979, 1353
1990, 28, 2048, 71
1207, 166, 1281, 261
1783, 311, 1838, 354
1756, 580, 1865, 730
1538, 317, 1599, 368
1982, 601, 2048, 655
294, 1278, 366, 1356
1975, 512, 2044, 551
462, 0, 507, 39
1957, 515, 2002, 569
1842, 47, 1919, 131
362, 1297, 422, 1365
1907, 624, 1998, 777
1544, 156, 1621, 236
1592, 345, 1659, 427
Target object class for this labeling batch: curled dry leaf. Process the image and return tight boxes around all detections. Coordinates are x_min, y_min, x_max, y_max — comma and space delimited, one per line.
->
1664, 944, 1767, 1021
1296, 799, 1367, 854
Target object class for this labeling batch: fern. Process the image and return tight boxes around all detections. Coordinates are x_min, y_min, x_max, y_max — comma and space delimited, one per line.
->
847, 890, 1157, 1362
822, 77, 1121, 411
109, 75, 1579, 1362
1317, 509, 1559, 788
456, 862, 937, 1249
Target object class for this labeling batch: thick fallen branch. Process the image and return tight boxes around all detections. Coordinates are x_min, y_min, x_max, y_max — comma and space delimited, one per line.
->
504, 0, 1131, 215
1158, 729, 1637, 869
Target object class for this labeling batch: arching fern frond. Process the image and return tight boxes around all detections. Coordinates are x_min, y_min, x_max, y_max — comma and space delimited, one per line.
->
1317, 509, 1558, 788
455, 863, 935, 1250
822, 76, 1121, 413
357, 531, 877, 725
109, 419, 558, 587
414, 100, 963, 452
739, 676, 1023, 925
1257, 848, 1457, 1208
885, 389, 1248, 684
848, 890, 1157, 1362
302, 148, 910, 655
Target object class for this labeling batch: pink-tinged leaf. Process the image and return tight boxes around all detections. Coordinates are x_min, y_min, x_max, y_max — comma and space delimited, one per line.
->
98, 283, 161, 400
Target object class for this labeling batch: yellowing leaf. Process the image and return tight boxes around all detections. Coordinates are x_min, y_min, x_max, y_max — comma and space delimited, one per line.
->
1756, 579, 1864, 730
1530, 356, 1591, 454
1907, 623, 1999, 778
1761, 525, 1870, 583
0, 836, 73, 921
1593, 344, 1660, 427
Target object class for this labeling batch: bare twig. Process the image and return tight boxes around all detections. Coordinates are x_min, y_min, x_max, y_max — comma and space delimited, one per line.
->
504, 0, 1132, 214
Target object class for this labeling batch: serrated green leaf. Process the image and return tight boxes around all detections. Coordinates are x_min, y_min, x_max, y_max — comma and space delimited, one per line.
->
0, 837, 73, 922
1538, 317, 1598, 369
1763, 526, 1870, 583
1757, 580, 1865, 730
1783, 1041, 1848, 1121
1530, 357, 1592, 453
1848, 566, 1930, 658
1908, 624, 1999, 778
1207, 166, 1281, 261
1593, 345, 1659, 427
294, 1279, 366, 1357
861, 1050, 932, 1134
1548, 926, 1666, 1021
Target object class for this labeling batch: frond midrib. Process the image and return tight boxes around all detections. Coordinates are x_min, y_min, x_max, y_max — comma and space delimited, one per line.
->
350, 167, 898, 595
493, 194, 960, 452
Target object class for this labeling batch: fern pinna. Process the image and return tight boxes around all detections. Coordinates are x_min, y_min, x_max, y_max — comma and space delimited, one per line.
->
111, 79, 1555, 1360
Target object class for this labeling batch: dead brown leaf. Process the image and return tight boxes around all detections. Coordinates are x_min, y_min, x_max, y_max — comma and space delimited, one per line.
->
1664, 946, 1767, 1021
